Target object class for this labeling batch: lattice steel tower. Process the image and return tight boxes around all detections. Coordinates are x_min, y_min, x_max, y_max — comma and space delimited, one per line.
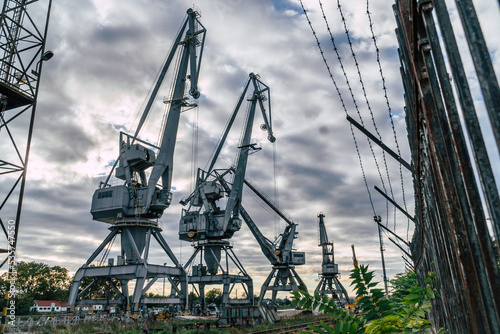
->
0, 0, 53, 260
0, 0, 52, 332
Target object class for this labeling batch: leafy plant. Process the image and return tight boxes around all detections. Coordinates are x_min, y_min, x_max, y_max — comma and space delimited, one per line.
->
292, 290, 365, 333
350, 264, 394, 322
292, 265, 443, 334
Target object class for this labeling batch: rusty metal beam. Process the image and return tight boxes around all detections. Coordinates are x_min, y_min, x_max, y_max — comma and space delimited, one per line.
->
452, 0, 500, 150
347, 114, 413, 173
431, 0, 500, 254
374, 185, 415, 222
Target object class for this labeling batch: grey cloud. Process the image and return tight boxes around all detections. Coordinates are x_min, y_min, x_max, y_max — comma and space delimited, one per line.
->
7, 0, 426, 289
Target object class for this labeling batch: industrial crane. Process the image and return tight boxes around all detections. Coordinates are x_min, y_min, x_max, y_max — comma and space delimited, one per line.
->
179, 73, 275, 308
314, 213, 350, 306
238, 178, 307, 306
68, 8, 206, 313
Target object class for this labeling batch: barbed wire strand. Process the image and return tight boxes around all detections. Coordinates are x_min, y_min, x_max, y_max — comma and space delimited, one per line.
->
298, 0, 376, 215
366, 0, 410, 239
332, 0, 395, 225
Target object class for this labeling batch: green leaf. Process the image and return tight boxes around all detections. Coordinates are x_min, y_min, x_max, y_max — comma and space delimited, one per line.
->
322, 293, 329, 305
318, 302, 325, 313
320, 320, 333, 334
314, 290, 321, 301
308, 325, 325, 334
334, 321, 343, 333
304, 299, 313, 309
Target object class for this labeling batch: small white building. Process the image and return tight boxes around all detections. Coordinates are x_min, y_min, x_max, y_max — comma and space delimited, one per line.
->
30, 300, 68, 313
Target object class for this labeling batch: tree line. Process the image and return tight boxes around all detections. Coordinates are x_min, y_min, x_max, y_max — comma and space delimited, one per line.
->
0, 261, 237, 315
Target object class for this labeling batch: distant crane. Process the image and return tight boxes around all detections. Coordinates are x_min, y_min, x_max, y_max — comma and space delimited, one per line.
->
314, 213, 350, 306
179, 73, 275, 309
68, 8, 206, 313
240, 178, 307, 306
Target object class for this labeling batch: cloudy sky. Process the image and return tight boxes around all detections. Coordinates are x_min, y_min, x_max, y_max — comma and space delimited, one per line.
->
2, 0, 499, 298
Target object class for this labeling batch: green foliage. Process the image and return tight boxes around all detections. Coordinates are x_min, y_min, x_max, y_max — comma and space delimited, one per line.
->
350, 265, 394, 321
292, 264, 442, 334
0, 261, 71, 314
292, 289, 365, 333
365, 269, 440, 333
388, 270, 417, 311
143, 292, 163, 298
205, 288, 223, 306
188, 291, 200, 301
78, 267, 122, 300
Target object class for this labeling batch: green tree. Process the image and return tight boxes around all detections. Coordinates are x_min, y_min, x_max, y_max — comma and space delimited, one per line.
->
205, 288, 223, 306
0, 261, 71, 314
76, 266, 122, 300
388, 270, 418, 311
188, 291, 200, 301
143, 292, 163, 298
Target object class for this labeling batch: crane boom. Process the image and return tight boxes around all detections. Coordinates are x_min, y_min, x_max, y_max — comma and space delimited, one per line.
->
318, 213, 333, 264
219, 171, 304, 267
179, 73, 275, 241
144, 8, 205, 213
242, 177, 294, 226
318, 212, 329, 245
236, 200, 277, 263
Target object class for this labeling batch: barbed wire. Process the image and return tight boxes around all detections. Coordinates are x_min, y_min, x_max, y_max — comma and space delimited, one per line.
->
366, 0, 410, 238
333, 0, 395, 224
298, 0, 376, 215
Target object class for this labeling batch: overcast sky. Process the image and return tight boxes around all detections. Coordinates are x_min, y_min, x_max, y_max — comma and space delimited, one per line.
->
2, 0, 499, 298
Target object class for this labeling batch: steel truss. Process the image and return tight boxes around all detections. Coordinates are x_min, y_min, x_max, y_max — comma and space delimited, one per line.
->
67, 220, 187, 313
185, 239, 254, 310
258, 263, 307, 305
0, 0, 52, 264
0, 1, 52, 332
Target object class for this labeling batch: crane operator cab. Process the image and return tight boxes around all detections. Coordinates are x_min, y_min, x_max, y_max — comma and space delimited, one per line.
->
179, 170, 242, 241
91, 135, 173, 223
